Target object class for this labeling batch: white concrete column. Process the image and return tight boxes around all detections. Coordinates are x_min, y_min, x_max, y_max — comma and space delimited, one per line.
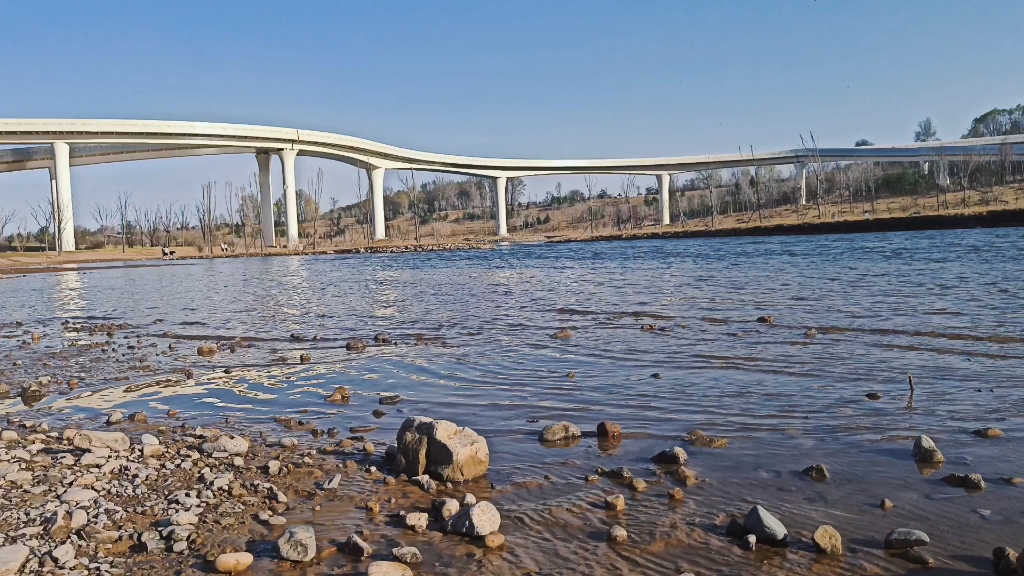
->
256, 153, 275, 248
795, 162, 807, 205
52, 142, 76, 252
495, 176, 508, 237
920, 161, 930, 174
369, 166, 386, 241
278, 149, 299, 248
48, 166, 61, 251
658, 173, 671, 226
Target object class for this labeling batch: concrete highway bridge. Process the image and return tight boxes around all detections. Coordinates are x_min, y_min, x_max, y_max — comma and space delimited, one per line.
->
1, 119, 1021, 251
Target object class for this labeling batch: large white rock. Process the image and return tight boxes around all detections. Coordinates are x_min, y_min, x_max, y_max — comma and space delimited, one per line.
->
71, 430, 130, 451
0, 544, 29, 576
277, 525, 316, 562
404, 512, 428, 533
447, 501, 501, 536
170, 512, 198, 526
51, 543, 75, 566
60, 488, 99, 503
201, 434, 249, 455
393, 416, 489, 481
70, 509, 88, 530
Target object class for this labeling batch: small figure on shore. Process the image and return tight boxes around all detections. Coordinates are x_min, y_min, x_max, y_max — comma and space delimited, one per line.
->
220, 242, 229, 253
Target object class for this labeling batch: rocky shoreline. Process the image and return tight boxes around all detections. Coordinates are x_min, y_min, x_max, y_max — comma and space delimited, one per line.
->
0, 400, 1018, 575
0, 409, 511, 576
1, 313, 1022, 574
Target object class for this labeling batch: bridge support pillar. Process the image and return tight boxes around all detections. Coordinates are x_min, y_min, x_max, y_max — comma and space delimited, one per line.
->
278, 149, 299, 248
795, 162, 807, 206
256, 153, 275, 249
658, 174, 671, 226
47, 166, 60, 251
495, 176, 508, 237
52, 142, 75, 252
370, 166, 386, 241
920, 161, 930, 174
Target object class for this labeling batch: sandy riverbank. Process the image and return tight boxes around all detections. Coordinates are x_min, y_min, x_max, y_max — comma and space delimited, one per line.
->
4, 199, 1024, 278
0, 242, 495, 277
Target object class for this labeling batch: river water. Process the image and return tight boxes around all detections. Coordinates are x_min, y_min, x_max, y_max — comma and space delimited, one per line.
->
2, 228, 1024, 575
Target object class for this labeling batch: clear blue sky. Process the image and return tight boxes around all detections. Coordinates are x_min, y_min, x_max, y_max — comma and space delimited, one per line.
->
1, 0, 1021, 227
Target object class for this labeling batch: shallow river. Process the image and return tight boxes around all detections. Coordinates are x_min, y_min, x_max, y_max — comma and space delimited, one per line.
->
3, 228, 1024, 575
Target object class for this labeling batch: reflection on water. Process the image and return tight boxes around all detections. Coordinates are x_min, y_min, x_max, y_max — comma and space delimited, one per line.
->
2, 228, 1024, 574
53, 271, 86, 317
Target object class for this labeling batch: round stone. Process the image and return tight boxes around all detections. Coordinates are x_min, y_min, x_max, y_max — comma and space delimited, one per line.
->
214, 552, 254, 573
367, 561, 413, 576
482, 532, 505, 548
608, 525, 628, 542
884, 528, 929, 550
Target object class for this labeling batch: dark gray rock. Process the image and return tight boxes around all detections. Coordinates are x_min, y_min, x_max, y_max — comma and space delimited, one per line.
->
743, 505, 787, 544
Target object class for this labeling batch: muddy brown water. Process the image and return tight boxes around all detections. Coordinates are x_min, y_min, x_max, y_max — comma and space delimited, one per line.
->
2, 229, 1024, 575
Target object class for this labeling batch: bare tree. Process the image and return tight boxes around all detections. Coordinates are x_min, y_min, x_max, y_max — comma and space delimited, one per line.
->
619, 174, 637, 230
195, 181, 217, 254
115, 191, 133, 253
927, 147, 949, 212
0, 208, 16, 242
156, 200, 175, 245
799, 133, 827, 220
12, 217, 29, 252
49, 192, 65, 255
695, 169, 722, 227
241, 174, 262, 252
306, 167, 324, 249
398, 170, 421, 243
957, 150, 980, 209
583, 175, 598, 234
176, 204, 191, 248
507, 177, 526, 216
670, 174, 689, 227
91, 203, 115, 248
133, 205, 161, 247
354, 169, 370, 246
30, 201, 54, 253
222, 181, 237, 250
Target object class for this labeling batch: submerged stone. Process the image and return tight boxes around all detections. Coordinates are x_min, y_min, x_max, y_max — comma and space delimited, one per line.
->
539, 421, 581, 443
